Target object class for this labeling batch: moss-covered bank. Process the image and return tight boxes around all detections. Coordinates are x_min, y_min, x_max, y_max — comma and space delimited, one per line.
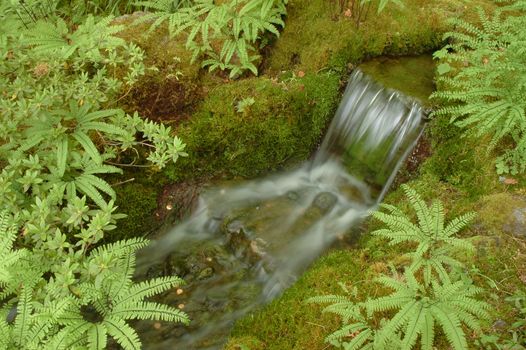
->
224, 2, 526, 346
166, 73, 340, 180
113, 0, 487, 188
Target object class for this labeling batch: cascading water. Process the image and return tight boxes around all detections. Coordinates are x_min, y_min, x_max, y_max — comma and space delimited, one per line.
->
135, 69, 424, 349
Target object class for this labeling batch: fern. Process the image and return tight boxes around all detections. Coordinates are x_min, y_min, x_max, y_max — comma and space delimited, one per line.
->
431, 1, 526, 174
0, 212, 25, 285
370, 271, 489, 350
0, 225, 188, 349
137, 0, 287, 77
308, 287, 403, 350
311, 187, 491, 350
372, 185, 475, 285
50, 238, 188, 350
24, 15, 126, 61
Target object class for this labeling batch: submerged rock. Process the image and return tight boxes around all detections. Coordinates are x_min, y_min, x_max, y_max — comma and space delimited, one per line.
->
312, 192, 338, 212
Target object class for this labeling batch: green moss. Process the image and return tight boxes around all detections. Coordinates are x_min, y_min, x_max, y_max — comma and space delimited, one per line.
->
163, 72, 341, 180
227, 250, 375, 350
422, 115, 498, 200
223, 336, 266, 350
265, 0, 487, 74
108, 181, 160, 241
475, 193, 526, 234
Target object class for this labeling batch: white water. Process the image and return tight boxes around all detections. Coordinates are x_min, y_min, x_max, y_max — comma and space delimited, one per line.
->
137, 70, 424, 349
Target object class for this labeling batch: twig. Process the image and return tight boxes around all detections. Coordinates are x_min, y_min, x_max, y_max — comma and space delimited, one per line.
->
105, 160, 152, 168
306, 321, 326, 329
112, 177, 136, 187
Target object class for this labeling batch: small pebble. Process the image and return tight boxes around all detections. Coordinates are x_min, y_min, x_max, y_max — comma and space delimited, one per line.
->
176, 288, 184, 295
178, 304, 185, 309
153, 322, 162, 330
166, 204, 173, 210
492, 319, 507, 330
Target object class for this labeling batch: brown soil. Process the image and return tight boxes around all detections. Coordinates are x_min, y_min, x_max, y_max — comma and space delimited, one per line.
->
393, 133, 433, 186
155, 180, 206, 222
123, 76, 202, 123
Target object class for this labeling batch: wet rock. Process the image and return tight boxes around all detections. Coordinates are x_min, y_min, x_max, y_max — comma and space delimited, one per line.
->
197, 267, 214, 280
250, 238, 268, 258
226, 220, 245, 235
312, 192, 338, 212
286, 191, 299, 201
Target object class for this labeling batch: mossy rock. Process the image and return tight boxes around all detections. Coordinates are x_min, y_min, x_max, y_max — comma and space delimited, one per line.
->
264, 0, 495, 74
115, 18, 203, 121
476, 193, 526, 238
421, 115, 498, 200
163, 72, 341, 180
264, 0, 440, 74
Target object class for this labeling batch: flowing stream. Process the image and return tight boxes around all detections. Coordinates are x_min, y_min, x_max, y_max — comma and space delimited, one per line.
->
136, 69, 424, 349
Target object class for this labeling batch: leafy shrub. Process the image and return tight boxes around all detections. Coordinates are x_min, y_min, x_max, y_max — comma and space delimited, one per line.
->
432, 1, 526, 174
136, 0, 288, 77
309, 185, 490, 350
0, 3, 190, 348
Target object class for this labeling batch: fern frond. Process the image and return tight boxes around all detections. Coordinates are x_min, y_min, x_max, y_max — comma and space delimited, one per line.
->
431, 305, 467, 350
103, 318, 141, 350
115, 276, 185, 304
111, 301, 190, 324
87, 323, 107, 350
13, 285, 34, 346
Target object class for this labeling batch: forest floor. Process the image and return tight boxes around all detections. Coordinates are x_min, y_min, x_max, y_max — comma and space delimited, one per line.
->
109, 0, 526, 349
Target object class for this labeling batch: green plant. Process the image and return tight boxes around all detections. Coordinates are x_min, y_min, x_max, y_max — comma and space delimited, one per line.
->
0, 210, 188, 349
431, 1, 526, 175
309, 186, 490, 350
136, 0, 287, 77
0, 4, 190, 348
372, 185, 476, 285
236, 97, 256, 113
477, 291, 526, 350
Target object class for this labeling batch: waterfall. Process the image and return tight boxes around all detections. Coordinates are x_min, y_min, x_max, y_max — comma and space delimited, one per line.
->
136, 69, 424, 350
315, 69, 424, 200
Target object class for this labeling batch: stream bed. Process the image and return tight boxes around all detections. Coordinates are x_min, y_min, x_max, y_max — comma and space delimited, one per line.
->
134, 58, 433, 349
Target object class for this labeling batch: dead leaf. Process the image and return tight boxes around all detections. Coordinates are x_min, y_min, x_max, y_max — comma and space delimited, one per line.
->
297, 70, 305, 78
504, 178, 519, 185
344, 8, 352, 17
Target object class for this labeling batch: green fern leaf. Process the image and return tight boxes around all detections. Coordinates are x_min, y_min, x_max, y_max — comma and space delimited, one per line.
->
87, 323, 107, 350
104, 317, 141, 350
56, 136, 69, 178
72, 132, 102, 165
